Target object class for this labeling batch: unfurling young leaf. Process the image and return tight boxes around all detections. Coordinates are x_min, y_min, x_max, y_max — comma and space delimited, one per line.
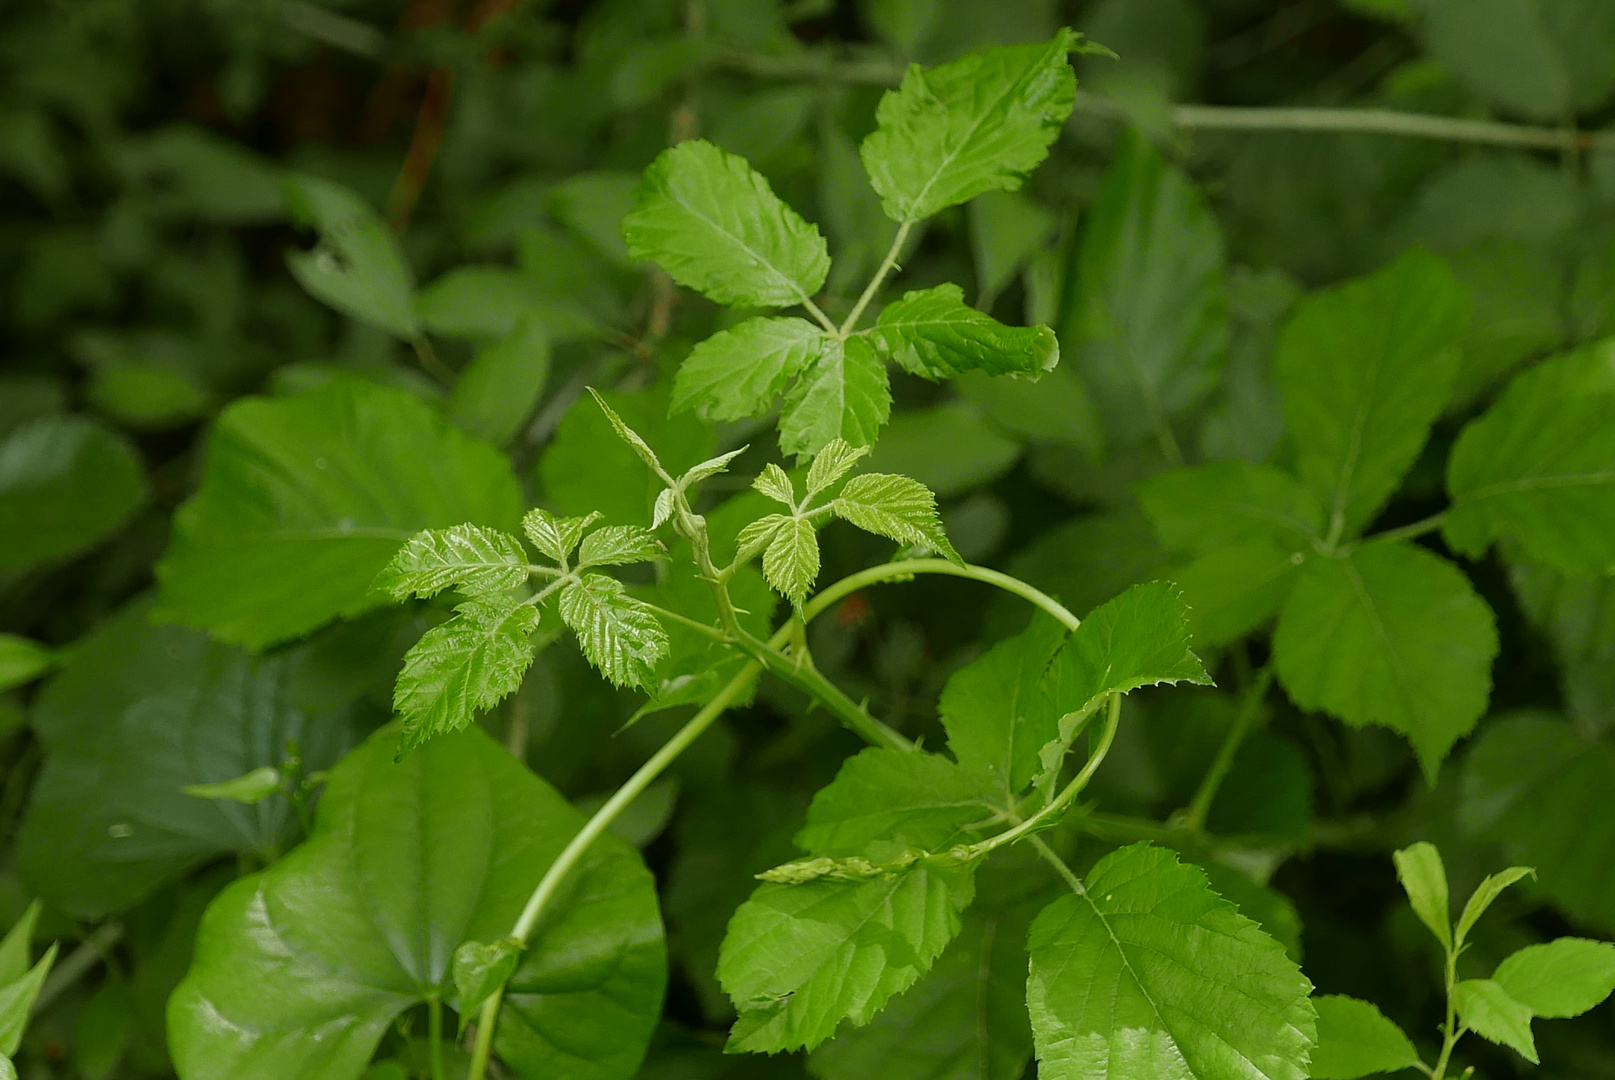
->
779, 336, 892, 460
672, 317, 827, 421
576, 525, 663, 568
1455, 865, 1534, 945
621, 139, 830, 309
762, 518, 820, 605
863, 284, 1059, 380
834, 473, 961, 564
860, 30, 1080, 223
453, 938, 523, 1018
1026, 843, 1315, 1080
1308, 995, 1421, 1080
394, 596, 542, 755
1493, 938, 1615, 1018
376, 524, 531, 599
522, 508, 601, 565
1392, 842, 1452, 950
805, 438, 870, 499
587, 387, 668, 477
558, 574, 668, 688
182, 766, 283, 805
1453, 979, 1537, 1063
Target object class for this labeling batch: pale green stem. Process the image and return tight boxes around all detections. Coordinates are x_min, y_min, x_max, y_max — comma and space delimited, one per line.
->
838, 219, 913, 336
801, 296, 839, 335
1182, 667, 1272, 832
1029, 834, 1087, 895
1354, 509, 1449, 549
1430, 943, 1463, 1080
803, 559, 1081, 632
428, 997, 445, 1080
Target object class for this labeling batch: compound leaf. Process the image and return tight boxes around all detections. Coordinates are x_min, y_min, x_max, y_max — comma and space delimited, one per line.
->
1494, 938, 1615, 1018
864, 284, 1059, 380
1272, 540, 1497, 776
375, 525, 530, 600
861, 30, 1078, 222
394, 596, 541, 755
1065, 132, 1229, 447
1453, 979, 1537, 1063
1308, 995, 1420, 1080
558, 574, 668, 688
779, 336, 892, 460
155, 380, 522, 649
622, 139, 830, 309
1026, 843, 1315, 1080
1275, 249, 1470, 541
833, 473, 960, 563
717, 861, 976, 1053
761, 517, 820, 605
1445, 340, 1615, 575
284, 177, 418, 340
168, 726, 665, 1080
672, 316, 827, 421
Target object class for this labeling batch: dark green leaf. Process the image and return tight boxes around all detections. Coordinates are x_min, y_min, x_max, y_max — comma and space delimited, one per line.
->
284, 176, 419, 340
1308, 995, 1421, 1080
861, 31, 1078, 222
1026, 843, 1315, 1080
0, 634, 54, 693
622, 139, 830, 309
449, 319, 551, 446
671, 316, 827, 421
864, 402, 1021, 498
155, 380, 523, 649
1275, 249, 1469, 542
0, 416, 148, 576
558, 574, 668, 688
864, 284, 1058, 380
169, 726, 665, 1080
1494, 938, 1615, 1018
970, 188, 1056, 307
794, 748, 995, 860
1137, 461, 1325, 554
394, 596, 541, 754
1272, 540, 1497, 776
1453, 979, 1537, 1063
1420, 0, 1615, 122
375, 525, 531, 600
415, 266, 601, 343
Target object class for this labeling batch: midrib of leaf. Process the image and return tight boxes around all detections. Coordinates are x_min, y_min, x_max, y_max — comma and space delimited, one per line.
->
972, 916, 998, 1080
1324, 368, 1379, 548
1459, 469, 1615, 502
677, 188, 811, 307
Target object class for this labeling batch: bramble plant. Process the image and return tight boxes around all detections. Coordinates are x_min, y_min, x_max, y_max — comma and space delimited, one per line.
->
9, 3, 1615, 1080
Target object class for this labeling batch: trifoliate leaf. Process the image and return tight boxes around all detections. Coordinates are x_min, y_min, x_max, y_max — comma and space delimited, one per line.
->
1136, 461, 1325, 554
284, 176, 419, 340
794, 748, 996, 860
1273, 540, 1497, 777
394, 596, 541, 755
182, 767, 283, 805
834, 473, 961, 564
522, 508, 601, 565
1455, 866, 1534, 945
753, 463, 796, 507
1064, 132, 1228, 447
1453, 979, 1537, 1063
672, 316, 827, 421
1026, 843, 1316, 1080
1392, 842, 1452, 950
558, 573, 668, 689
1275, 249, 1470, 542
1308, 995, 1421, 1080
375, 524, 530, 599
805, 438, 870, 499
154, 380, 523, 649
1031, 582, 1210, 800
1445, 340, 1615, 575
621, 139, 830, 308
453, 938, 523, 1018
0, 945, 57, 1057
0, 635, 54, 693
860, 30, 1078, 222
863, 284, 1059, 380
576, 526, 663, 568
762, 517, 820, 604
1494, 938, 1615, 1018
779, 336, 892, 460
717, 861, 976, 1052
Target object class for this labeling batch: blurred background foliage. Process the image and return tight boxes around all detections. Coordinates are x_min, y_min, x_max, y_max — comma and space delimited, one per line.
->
4, 0, 1615, 1077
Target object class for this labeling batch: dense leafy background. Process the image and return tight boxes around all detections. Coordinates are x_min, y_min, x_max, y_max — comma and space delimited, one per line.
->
5, 0, 1615, 1077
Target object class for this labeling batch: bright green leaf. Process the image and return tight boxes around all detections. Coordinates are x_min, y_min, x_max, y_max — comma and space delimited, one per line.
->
795, 748, 995, 860
779, 336, 892, 460
1445, 340, 1615, 575
1494, 938, 1615, 1018
376, 525, 530, 600
284, 176, 419, 340
0, 945, 57, 1057
1272, 540, 1497, 776
762, 517, 820, 605
864, 284, 1059, 380
0, 416, 148, 577
672, 316, 827, 421
717, 861, 976, 1053
1392, 842, 1452, 951
753, 463, 797, 507
155, 380, 522, 649
449, 319, 551, 446
558, 573, 668, 688
183, 767, 283, 805
168, 726, 665, 1080
0, 634, 54, 693
861, 30, 1078, 222
1455, 866, 1535, 945
0, 903, 40, 987
621, 139, 830, 309
1065, 132, 1229, 448
522, 508, 600, 565
834, 472, 961, 563
1275, 249, 1470, 542
1308, 995, 1421, 1080
394, 596, 541, 754
452, 937, 522, 1018
577, 525, 662, 568
806, 439, 871, 499
1026, 843, 1316, 1080
1453, 979, 1537, 1063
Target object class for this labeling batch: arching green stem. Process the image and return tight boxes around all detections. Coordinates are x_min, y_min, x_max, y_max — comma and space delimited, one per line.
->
803, 559, 1081, 631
